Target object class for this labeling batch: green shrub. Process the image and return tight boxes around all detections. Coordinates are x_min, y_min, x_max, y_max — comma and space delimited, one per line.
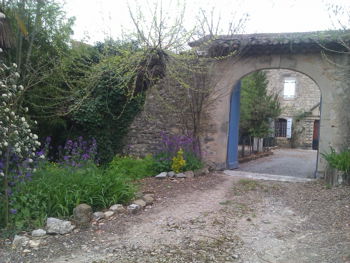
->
106, 155, 157, 180
7, 162, 136, 231
183, 151, 204, 171
322, 148, 350, 175
153, 152, 172, 173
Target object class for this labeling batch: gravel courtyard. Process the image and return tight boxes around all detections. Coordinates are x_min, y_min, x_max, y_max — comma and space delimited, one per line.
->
239, 148, 318, 178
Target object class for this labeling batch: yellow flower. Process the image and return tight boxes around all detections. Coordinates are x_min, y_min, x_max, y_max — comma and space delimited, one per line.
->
171, 148, 186, 173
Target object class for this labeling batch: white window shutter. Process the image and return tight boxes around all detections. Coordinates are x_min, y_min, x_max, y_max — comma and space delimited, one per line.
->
286, 118, 292, 138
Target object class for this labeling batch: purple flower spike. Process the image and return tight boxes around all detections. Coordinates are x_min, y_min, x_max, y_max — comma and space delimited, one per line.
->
10, 209, 17, 214
82, 153, 90, 160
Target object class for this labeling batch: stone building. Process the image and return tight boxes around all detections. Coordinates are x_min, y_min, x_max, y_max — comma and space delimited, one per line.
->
265, 69, 321, 149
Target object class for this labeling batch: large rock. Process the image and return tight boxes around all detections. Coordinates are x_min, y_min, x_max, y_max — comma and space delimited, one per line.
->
31, 229, 46, 237
46, 217, 75, 235
73, 204, 92, 227
133, 199, 146, 208
93, 212, 105, 221
109, 204, 126, 213
155, 172, 167, 179
104, 211, 114, 218
127, 204, 141, 214
12, 235, 29, 247
29, 239, 41, 249
194, 167, 210, 177
184, 171, 194, 178
175, 173, 186, 178
167, 171, 176, 177
142, 194, 155, 205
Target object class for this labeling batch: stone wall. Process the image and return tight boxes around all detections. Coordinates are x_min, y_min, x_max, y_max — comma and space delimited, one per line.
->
123, 78, 182, 157
123, 64, 214, 158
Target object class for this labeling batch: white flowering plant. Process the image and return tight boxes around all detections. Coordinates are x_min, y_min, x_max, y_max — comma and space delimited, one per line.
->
0, 61, 44, 229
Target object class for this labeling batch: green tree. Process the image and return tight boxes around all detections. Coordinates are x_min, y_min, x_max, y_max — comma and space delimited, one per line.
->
1, 0, 74, 88
0, 0, 75, 144
239, 71, 281, 138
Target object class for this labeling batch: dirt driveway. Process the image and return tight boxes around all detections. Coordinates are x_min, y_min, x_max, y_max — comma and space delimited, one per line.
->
1, 171, 350, 263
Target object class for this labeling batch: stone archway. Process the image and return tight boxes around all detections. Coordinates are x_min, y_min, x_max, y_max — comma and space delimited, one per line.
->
191, 32, 350, 178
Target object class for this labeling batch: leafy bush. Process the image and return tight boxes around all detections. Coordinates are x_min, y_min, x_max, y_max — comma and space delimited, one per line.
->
106, 155, 157, 180
7, 162, 136, 231
153, 152, 172, 173
322, 148, 350, 175
183, 151, 204, 171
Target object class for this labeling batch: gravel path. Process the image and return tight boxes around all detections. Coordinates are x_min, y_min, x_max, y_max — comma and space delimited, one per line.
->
1, 172, 349, 263
238, 148, 318, 178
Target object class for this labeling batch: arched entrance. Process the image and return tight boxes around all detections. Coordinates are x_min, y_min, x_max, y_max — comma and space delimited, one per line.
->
190, 31, 350, 180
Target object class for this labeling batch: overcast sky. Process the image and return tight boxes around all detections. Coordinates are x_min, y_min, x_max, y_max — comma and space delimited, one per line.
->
62, 0, 350, 44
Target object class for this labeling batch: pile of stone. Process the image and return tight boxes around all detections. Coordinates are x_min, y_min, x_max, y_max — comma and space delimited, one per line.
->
12, 217, 75, 252
12, 193, 155, 250
92, 192, 155, 220
155, 167, 209, 179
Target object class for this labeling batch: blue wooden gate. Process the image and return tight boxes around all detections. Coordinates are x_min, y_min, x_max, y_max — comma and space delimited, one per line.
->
227, 81, 241, 169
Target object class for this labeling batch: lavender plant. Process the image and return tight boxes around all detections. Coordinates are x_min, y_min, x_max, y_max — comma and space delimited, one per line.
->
154, 132, 203, 172
58, 136, 97, 167
159, 131, 201, 157
0, 61, 44, 228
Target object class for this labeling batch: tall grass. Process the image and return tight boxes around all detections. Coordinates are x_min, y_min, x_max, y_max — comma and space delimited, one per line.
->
6, 162, 136, 231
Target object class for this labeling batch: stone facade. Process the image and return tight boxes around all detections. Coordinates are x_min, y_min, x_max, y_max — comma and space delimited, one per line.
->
265, 69, 321, 149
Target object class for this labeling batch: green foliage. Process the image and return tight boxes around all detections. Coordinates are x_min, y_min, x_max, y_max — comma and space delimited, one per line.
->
2, 0, 74, 99
31, 41, 156, 164
153, 152, 172, 173
2, 2, 150, 164
106, 155, 157, 181
153, 151, 203, 173
240, 71, 281, 138
183, 151, 204, 171
4, 162, 136, 232
321, 148, 350, 175
171, 148, 186, 173
1, 154, 160, 233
